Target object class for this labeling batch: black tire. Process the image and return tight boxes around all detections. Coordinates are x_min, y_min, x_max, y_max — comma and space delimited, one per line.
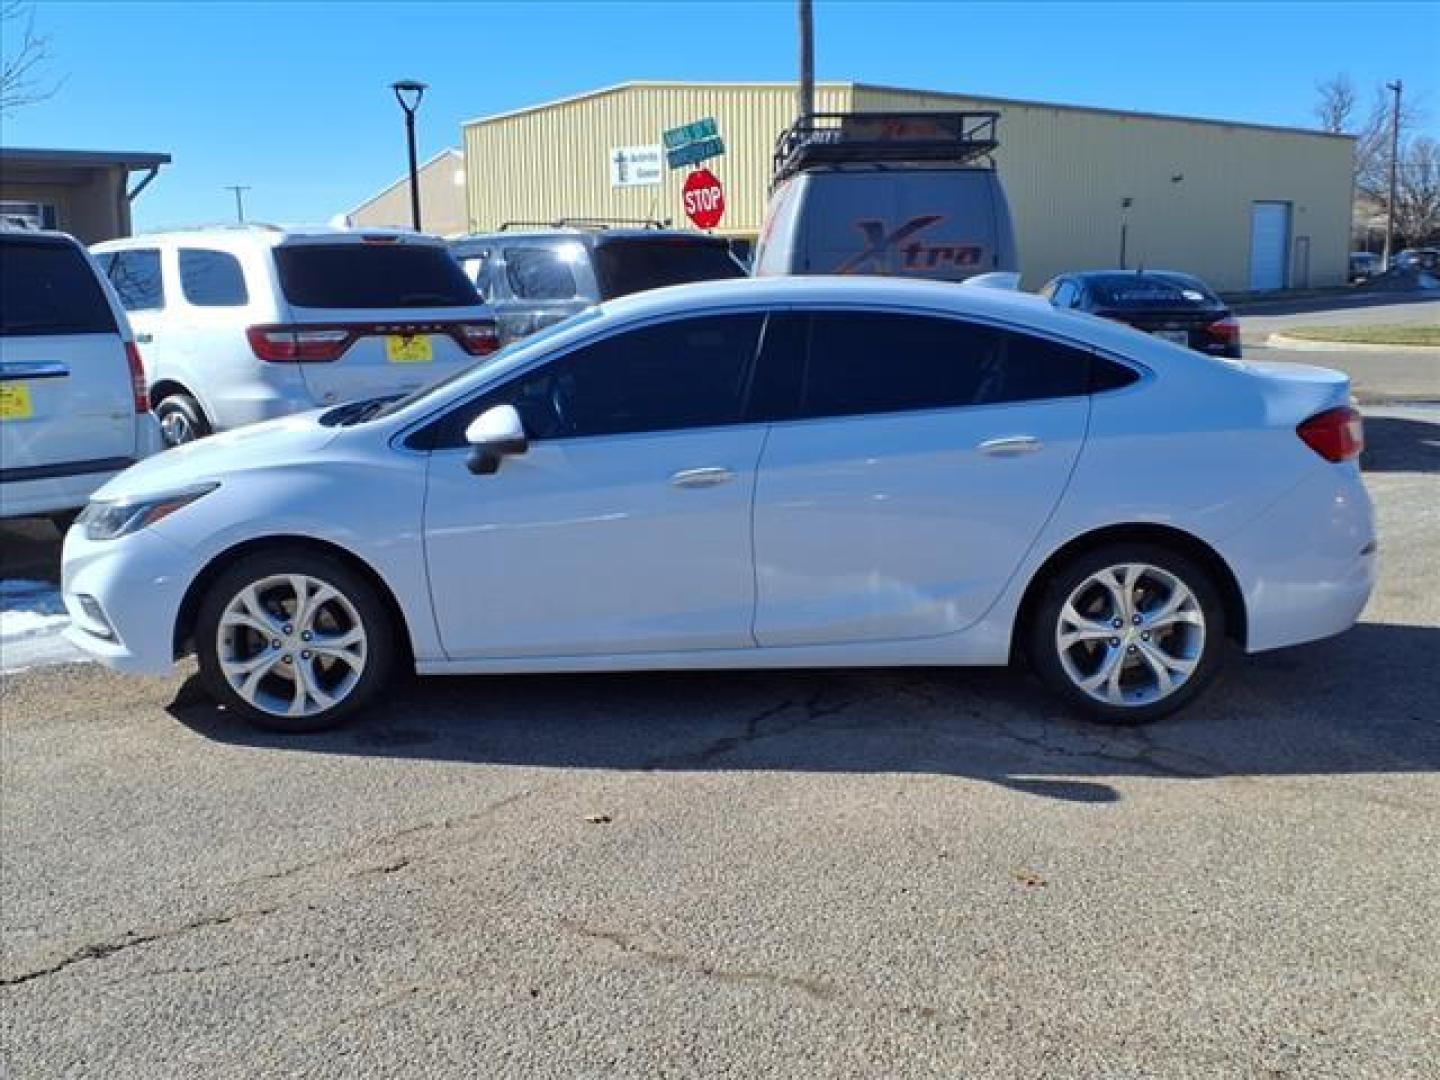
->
155, 393, 211, 447
194, 550, 396, 733
1027, 542, 1226, 725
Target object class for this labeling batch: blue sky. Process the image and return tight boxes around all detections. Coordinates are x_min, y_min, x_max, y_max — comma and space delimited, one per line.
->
5, 1, 1438, 230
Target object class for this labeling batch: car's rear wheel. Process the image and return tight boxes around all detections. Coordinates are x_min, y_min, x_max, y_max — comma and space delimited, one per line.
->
1028, 543, 1226, 724
194, 551, 395, 732
156, 393, 211, 447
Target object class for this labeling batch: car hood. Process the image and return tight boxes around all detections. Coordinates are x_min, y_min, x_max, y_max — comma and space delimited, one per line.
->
92, 410, 340, 503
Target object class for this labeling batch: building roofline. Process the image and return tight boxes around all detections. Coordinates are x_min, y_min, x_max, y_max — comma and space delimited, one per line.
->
0, 147, 173, 168
853, 82, 1354, 141
461, 80, 854, 128
460, 80, 1351, 143
345, 147, 463, 216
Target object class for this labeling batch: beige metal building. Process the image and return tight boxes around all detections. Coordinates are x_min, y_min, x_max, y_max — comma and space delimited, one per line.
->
347, 148, 468, 237
462, 82, 1354, 292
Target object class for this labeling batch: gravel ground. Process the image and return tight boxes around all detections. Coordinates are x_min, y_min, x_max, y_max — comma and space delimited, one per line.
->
1, 406, 1437, 1078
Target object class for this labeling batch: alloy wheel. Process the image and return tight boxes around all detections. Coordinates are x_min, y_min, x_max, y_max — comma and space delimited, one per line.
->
216, 574, 368, 719
1054, 562, 1206, 708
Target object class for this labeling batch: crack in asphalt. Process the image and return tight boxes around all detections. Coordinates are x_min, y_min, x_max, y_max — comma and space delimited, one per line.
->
644, 686, 867, 770
0, 905, 280, 988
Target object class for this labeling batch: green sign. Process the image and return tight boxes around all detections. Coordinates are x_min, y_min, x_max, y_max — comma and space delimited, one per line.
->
666, 137, 725, 170
662, 117, 719, 151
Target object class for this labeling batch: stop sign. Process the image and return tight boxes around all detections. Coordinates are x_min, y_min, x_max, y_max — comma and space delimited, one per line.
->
682, 168, 725, 229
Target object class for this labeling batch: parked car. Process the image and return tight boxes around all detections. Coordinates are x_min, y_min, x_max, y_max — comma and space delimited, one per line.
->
1039, 270, 1242, 358
1349, 252, 1381, 282
753, 111, 1018, 283
450, 223, 746, 345
1, 229, 161, 524
91, 226, 498, 447
1393, 248, 1439, 273
62, 276, 1374, 733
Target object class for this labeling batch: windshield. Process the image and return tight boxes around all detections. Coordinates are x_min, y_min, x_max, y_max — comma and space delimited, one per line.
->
593, 238, 746, 300
346, 307, 605, 425
274, 243, 481, 309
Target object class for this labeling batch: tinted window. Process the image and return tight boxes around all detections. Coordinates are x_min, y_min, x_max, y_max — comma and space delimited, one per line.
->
1086, 274, 1221, 310
798, 312, 1091, 419
106, 248, 164, 311
505, 247, 579, 300
437, 314, 762, 445
592, 239, 745, 300
273, 243, 479, 309
179, 248, 249, 307
0, 239, 116, 336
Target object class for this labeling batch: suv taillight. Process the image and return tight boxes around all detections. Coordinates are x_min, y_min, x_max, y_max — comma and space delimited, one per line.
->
125, 342, 150, 413
247, 325, 353, 362
1297, 406, 1364, 463
454, 320, 500, 356
1206, 316, 1240, 344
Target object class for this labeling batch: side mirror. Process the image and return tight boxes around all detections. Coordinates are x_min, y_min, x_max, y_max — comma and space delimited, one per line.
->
464, 404, 528, 475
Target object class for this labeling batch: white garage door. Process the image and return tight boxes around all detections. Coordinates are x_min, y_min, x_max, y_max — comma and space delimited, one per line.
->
1249, 202, 1291, 291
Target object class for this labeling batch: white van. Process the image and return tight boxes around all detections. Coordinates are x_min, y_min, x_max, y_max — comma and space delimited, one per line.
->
1, 229, 161, 523
92, 227, 498, 446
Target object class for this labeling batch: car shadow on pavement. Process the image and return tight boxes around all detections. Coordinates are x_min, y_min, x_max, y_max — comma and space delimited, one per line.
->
1362, 415, 1440, 474
169, 621, 1440, 805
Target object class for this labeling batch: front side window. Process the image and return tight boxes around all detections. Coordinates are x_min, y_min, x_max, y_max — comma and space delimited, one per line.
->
106, 248, 165, 311
781, 311, 1093, 420
504, 246, 580, 300
179, 248, 249, 307
432, 313, 763, 446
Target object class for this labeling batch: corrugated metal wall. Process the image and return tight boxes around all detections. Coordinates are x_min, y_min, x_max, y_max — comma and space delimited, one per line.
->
463, 82, 1355, 291
854, 86, 1355, 291
464, 83, 851, 237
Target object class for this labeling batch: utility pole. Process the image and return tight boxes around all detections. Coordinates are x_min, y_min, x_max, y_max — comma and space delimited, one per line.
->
224, 185, 250, 224
797, 0, 814, 122
1383, 79, 1402, 271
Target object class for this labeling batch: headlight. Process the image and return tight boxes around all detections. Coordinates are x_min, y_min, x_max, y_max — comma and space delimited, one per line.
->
77, 483, 219, 541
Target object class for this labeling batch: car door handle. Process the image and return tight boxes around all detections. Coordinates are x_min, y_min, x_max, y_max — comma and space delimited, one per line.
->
0, 362, 70, 381
978, 435, 1043, 457
135, 332, 154, 344
671, 467, 734, 489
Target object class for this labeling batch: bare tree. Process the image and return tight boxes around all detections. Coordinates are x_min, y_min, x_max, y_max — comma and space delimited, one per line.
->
1396, 135, 1440, 244
0, 2, 57, 115
1314, 73, 1357, 134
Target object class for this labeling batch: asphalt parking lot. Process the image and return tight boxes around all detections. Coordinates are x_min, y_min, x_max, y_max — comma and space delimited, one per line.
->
2, 396, 1438, 1076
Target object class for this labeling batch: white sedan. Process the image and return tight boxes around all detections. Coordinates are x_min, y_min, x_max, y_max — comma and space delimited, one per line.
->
61, 277, 1376, 731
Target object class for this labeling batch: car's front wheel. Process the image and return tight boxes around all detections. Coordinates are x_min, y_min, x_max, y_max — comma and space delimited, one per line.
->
194, 551, 396, 732
1028, 543, 1226, 724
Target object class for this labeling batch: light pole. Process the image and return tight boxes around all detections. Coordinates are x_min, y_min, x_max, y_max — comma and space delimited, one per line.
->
391, 79, 427, 232
1382, 79, 1402, 272
797, 0, 814, 122
1118, 197, 1133, 269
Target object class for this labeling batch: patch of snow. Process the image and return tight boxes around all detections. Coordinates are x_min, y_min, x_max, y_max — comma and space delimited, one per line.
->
0, 579, 90, 673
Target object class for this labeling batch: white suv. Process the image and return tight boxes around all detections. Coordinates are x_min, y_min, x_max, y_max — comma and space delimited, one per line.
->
1, 229, 161, 523
92, 227, 498, 446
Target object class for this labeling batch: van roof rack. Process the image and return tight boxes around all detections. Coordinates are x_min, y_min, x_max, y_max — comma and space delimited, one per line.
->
771, 111, 1000, 191
497, 217, 671, 232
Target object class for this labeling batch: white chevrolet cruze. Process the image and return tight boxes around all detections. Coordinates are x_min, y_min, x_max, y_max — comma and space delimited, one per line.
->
62, 277, 1376, 731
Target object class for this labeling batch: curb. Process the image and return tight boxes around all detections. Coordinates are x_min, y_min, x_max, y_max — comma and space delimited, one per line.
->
1266, 333, 1440, 353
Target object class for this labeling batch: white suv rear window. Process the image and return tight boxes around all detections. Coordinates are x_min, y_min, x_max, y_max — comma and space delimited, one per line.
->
273, 243, 480, 309
1, 238, 117, 336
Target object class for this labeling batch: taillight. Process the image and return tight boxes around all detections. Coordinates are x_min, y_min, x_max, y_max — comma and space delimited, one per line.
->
453, 320, 500, 356
124, 341, 150, 413
1206, 316, 1240, 344
1297, 406, 1364, 463
247, 325, 353, 362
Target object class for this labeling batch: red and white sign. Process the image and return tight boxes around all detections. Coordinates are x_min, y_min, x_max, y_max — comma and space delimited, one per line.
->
682, 168, 725, 230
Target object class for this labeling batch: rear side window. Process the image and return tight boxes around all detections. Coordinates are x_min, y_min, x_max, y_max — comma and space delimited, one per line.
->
505, 247, 580, 300
273, 243, 479, 309
785, 312, 1091, 420
105, 248, 165, 311
179, 248, 249, 307
592, 239, 745, 300
0, 239, 117, 336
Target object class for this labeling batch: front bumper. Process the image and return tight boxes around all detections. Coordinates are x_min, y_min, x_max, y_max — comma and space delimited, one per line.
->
61, 523, 195, 674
